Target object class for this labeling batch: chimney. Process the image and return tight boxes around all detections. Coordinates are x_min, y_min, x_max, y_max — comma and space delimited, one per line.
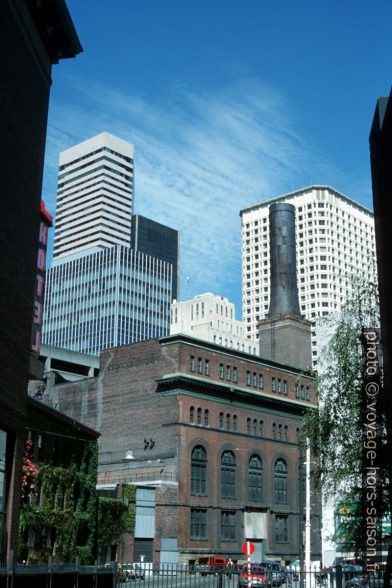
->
258, 202, 312, 370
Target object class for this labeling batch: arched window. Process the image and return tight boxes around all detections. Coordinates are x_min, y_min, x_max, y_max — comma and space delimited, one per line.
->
191, 446, 207, 496
190, 406, 194, 423
247, 418, 251, 434
197, 407, 202, 425
248, 455, 262, 501
253, 419, 257, 435
259, 420, 264, 436
226, 413, 231, 430
233, 415, 238, 432
204, 409, 209, 427
274, 459, 288, 503
221, 451, 236, 498
272, 423, 277, 439
278, 424, 282, 440
283, 426, 288, 441
219, 412, 224, 429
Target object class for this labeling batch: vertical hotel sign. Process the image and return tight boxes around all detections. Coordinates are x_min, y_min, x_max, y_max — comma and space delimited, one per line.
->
361, 328, 383, 568
31, 200, 52, 354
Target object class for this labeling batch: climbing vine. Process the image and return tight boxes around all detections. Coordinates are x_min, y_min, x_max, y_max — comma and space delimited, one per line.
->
19, 441, 98, 564
98, 484, 136, 548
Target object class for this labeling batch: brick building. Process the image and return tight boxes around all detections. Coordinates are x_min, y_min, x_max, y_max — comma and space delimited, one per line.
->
0, 0, 81, 561
41, 333, 321, 566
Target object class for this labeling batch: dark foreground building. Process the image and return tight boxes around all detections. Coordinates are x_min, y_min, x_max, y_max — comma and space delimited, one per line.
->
40, 334, 321, 566
0, 0, 81, 561
370, 91, 392, 397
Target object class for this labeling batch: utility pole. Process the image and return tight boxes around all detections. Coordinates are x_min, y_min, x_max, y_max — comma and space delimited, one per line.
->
305, 443, 311, 588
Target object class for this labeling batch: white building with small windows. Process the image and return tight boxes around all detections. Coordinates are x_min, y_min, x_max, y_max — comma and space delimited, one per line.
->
170, 292, 258, 355
240, 185, 376, 365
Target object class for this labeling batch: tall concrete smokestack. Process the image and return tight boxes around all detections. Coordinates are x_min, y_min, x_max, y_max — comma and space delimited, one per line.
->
259, 202, 312, 370
268, 203, 301, 318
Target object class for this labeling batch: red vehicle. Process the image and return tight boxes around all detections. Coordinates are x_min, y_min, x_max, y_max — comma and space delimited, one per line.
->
238, 564, 268, 587
195, 556, 232, 575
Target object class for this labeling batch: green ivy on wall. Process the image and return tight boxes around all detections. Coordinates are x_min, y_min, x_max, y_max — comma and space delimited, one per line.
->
19, 441, 98, 564
98, 484, 136, 548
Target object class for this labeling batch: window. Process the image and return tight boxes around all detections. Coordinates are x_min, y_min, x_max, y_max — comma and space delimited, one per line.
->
275, 515, 288, 543
191, 509, 207, 540
246, 370, 251, 385
252, 372, 257, 387
283, 381, 287, 395
221, 451, 236, 498
248, 455, 262, 501
272, 378, 276, 392
219, 364, 224, 379
306, 386, 311, 400
259, 420, 264, 436
190, 356, 195, 372
294, 383, 299, 398
253, 419, 257, 435
274, 459, 288, 503
283, 425, 288, 441
233, 415, 238, 432
247, 418, 251, 434
197, 358, 202, 374
300, 385, 305, 399
191, 446, 207, 496
219, 412, 224, 429
226, 414, 231, 430
272, 423, 276, 439
226, 366, 231, 381
205, 360, 210, 376
204, 409, 209, 427
258, 374, 263, 389
197, 407, 202, 425
221, 511, 236, 540
190, 406, 194, 423
277, 379, 282, 394
233, 367, 238, 383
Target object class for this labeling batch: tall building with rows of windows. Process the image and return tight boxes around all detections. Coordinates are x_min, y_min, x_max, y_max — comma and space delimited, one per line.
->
170, 292, 258, 355
240, 185, 376, 364
43, 132, 177, 355
54, 132, 134, 259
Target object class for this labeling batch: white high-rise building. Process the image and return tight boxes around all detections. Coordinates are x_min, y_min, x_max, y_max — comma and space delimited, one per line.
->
53, 132, 134, 260
240, 185, 376, 364
170, 292, 258, 355
43, 132, 176, 355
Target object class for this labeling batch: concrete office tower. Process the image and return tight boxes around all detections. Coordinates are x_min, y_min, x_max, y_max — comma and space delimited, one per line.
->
259, 203, 312, 370
43, 246, 172, 355
131, 214, 179, 300
240, 185, 376, 365
43, 133, 177, 355
170, 293, 258, 355
53, 132, 134, 260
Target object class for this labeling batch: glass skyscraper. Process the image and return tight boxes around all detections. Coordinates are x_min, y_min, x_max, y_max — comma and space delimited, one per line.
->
42, 132, 177, 355
43, 246, 172, 355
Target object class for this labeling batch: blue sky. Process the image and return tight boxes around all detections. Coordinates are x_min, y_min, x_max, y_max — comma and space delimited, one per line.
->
43, 0, 391, 315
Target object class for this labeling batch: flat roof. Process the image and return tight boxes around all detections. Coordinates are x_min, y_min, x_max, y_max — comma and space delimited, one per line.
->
239, 185, 374, 217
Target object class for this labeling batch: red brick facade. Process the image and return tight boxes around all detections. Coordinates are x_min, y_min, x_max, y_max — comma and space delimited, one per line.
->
42, 334, 321, 565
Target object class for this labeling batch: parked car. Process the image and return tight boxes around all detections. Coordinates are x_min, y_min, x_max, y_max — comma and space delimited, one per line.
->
195, 556, 230, 575
259, 562, 285, 586
120, 563, 145, 581
238, 564, 268, 588
345, 574, 384, 588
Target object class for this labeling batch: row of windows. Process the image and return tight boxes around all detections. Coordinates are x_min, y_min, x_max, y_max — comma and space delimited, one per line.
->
190, 509, 288, 542
189, 355, 312, 400
191, 446, 288, 503
188, 407, 298, 442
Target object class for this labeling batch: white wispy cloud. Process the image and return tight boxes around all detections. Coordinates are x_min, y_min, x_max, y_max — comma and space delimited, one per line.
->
42, 76, 355, 312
